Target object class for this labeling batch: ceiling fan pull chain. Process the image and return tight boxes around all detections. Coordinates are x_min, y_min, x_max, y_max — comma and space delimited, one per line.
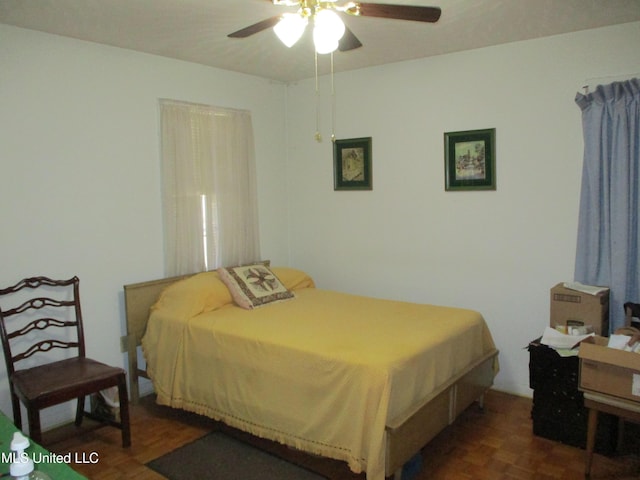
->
314, 50, 322, 142
331, 51, 336, 143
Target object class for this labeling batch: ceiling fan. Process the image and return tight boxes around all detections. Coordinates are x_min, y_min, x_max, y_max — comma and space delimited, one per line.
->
228, 1, 442, 54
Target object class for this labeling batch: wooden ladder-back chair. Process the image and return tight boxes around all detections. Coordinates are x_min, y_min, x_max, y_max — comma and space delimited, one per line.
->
0, 276, 130, 447
624, 302, 640, 328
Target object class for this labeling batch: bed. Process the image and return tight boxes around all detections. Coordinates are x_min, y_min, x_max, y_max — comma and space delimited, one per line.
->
123, 266, 498, 480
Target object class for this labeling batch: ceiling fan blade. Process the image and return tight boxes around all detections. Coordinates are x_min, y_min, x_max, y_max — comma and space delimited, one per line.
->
228, 16, 281, 38
339, 26, 363, 51
356, 3, 442, 23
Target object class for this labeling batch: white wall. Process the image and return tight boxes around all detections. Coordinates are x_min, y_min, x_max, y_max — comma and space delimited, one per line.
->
1, 20, 639, 431
0, 25, 288, 427
285, 22, 640, 396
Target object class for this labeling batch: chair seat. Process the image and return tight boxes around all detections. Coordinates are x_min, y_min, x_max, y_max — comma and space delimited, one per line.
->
11, 357, 125, 408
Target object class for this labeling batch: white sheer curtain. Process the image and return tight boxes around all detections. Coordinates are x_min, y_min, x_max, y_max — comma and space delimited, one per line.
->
160, 100, 260, 276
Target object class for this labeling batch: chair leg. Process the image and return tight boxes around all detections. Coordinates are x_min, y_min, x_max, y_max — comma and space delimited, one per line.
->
117, 377, 131, 448
27, 407, 42, 445
11, 392, 22, 430
75, 396, 85, 426
585, 408, 598, 477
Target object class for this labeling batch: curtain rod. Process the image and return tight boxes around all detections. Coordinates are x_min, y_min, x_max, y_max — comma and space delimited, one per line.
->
582, 72, 640, 94
158, 98, 251, 115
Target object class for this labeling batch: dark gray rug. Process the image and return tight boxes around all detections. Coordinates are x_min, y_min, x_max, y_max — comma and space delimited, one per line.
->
146, 431, 328, 480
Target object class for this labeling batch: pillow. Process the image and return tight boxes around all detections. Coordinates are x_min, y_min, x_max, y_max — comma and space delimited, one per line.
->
218, 264, 295, 309
152, 271, 233, 318
270, 267, 315, 291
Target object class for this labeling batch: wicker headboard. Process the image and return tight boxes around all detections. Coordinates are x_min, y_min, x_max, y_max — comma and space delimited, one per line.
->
123, 274, 191, 403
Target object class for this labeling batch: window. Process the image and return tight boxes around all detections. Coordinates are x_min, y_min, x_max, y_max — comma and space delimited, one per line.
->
160, 100, 260, 276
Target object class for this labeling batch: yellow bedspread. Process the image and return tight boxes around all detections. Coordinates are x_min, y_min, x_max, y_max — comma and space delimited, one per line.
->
142, 269, 496, 480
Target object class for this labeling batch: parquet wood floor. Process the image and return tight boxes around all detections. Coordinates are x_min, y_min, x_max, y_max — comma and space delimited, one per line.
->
44, 390, 639, 480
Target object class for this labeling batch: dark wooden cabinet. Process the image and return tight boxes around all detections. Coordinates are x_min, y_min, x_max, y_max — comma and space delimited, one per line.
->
528, 339, 618, 454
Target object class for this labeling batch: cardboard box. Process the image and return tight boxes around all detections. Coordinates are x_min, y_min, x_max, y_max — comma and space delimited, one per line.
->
579, 335, 640, 402
550, 283, 610, 336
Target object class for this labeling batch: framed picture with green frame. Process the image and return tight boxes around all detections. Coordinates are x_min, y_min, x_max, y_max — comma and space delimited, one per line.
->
333, 137, 372, 191
444, 128, 496, 191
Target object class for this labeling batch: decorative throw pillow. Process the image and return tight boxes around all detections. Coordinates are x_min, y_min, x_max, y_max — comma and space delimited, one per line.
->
218, 264, 295, 309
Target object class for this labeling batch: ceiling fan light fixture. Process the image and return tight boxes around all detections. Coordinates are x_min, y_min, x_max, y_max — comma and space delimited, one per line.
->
312, 9, 346, 54
313, 31, 339, 54
341, 2, 361, 16
274, 13, 308, 48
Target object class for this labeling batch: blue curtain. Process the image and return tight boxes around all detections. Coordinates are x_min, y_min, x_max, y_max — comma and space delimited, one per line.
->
574, 78, 640, 332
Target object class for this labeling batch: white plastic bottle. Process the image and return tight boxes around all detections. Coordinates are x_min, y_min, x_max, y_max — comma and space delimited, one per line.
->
9, 432, 52, 480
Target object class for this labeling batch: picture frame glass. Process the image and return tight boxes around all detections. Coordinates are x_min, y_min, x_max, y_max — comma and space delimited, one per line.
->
444, 128, 495, 191
334, 137, 372, 191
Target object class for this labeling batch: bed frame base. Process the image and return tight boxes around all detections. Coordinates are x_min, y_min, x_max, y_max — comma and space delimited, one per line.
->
385, 349, 497, 478
123, 277, 498, 480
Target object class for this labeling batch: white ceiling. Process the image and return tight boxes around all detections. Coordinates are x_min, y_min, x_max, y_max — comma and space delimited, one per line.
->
1, 0, 639, 83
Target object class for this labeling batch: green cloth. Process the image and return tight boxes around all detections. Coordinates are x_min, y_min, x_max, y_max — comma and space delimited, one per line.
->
0, 411, 88, 479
